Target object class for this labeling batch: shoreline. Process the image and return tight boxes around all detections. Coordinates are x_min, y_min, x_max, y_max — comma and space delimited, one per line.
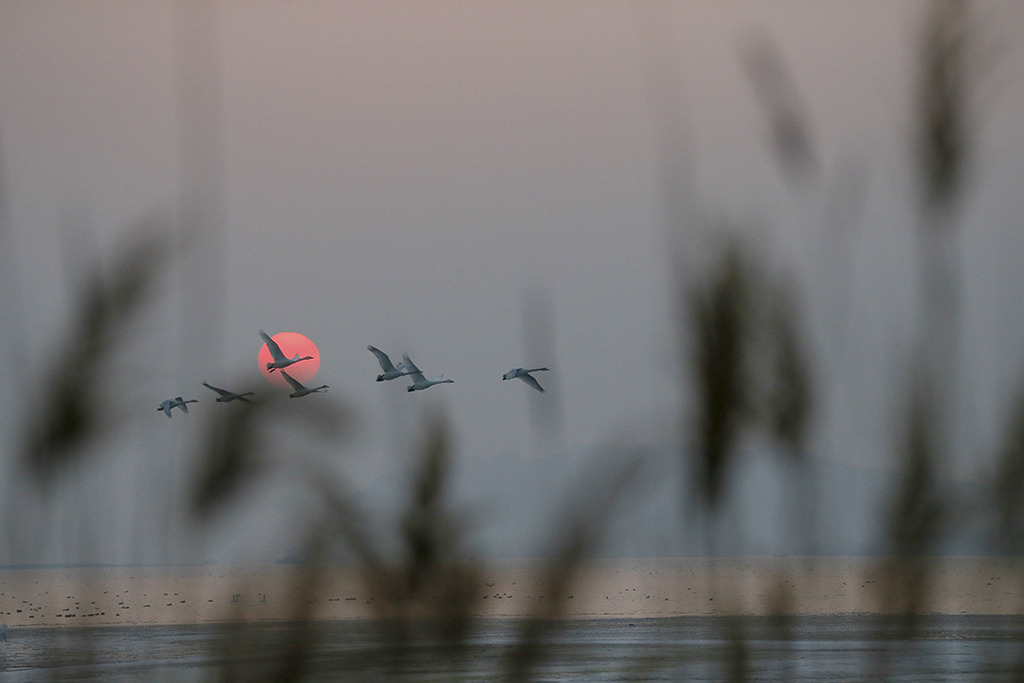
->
2, 557, 1022, 628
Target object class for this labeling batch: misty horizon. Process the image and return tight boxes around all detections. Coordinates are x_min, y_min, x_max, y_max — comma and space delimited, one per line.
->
0, 1, 1022, 571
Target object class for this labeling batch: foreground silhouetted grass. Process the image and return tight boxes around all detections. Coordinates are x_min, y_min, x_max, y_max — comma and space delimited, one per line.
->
3, 1, 1024, 681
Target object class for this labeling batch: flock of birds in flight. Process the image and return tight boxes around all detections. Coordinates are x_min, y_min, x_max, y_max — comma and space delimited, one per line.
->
157, 330, 550, 417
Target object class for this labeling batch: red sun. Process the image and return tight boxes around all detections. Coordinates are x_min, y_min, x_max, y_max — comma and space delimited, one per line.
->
258, 331, 322, 388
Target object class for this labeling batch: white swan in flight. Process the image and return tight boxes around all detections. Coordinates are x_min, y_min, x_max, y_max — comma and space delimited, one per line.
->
280, 370, 329, 398
158, 396, 198, 417
402, 354, 454, 392
202, 381, 255, 404
259, 329, 314, 373
367, 345, 413, 381
502, 367, 550, 393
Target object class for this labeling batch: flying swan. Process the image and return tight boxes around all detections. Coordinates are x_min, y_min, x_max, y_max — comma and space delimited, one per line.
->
158, 396, 198, 417
502, 367, 550, 393
402, 354, 454, 392
202, 381, 255, 404
259, 329, 314, 373
280, 370, 329, 398
367, 345, 413, 381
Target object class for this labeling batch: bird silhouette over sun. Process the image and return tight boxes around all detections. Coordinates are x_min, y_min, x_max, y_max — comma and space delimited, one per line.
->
258, 331, 321, 388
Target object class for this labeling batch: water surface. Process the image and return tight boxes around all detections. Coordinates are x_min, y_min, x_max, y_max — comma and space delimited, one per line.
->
2, 614, 1023, 681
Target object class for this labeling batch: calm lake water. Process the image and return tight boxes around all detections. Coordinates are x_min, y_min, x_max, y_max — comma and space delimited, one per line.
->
2, 615, 1023, 681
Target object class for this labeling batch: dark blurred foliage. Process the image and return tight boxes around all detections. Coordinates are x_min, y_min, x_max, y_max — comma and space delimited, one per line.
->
367, 412, 481, 649
190, 390, 345, 520
23, 225, 168, 484
917, 0, 971, 214
740, 32, 819, 183
878, 380, 949, 641
506, 452, 643, 681
682, 239, 813, 512
761, 282, 813, 459
992, 383, 1024, 556
6, 1, 1024, 681
682, 239, 759, 510
886, 383, 948, 562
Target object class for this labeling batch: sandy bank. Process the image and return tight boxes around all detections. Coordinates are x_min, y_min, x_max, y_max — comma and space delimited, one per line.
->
2, 557, 1022, 628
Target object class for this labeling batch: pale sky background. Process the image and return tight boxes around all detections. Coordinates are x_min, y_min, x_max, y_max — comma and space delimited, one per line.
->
1, 1, 1023, 565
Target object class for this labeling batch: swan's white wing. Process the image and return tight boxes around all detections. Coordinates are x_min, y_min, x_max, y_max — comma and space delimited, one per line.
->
367, 345, 397, 372
401, 354, 426, 383
259, 329, 287, 362
517, 373, 545, 392
279, 371, 305, 391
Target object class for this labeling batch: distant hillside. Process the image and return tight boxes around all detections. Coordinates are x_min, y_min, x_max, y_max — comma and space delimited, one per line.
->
361, 442, 994, 559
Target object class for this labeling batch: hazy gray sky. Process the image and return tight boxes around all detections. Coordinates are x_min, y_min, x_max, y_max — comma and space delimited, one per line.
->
2, 1, 1023, 564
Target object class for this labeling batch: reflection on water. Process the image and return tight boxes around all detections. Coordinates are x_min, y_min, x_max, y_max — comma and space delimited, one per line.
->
2, 615, 1023, 681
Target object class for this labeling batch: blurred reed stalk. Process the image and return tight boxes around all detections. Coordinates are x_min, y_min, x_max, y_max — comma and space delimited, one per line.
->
991, 381, 1024, 683
871, 2, 974, 654
677, 234, 815, 681
22, 226, 168, 484
505, 450, 644, 681
914, 0, 972, 470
